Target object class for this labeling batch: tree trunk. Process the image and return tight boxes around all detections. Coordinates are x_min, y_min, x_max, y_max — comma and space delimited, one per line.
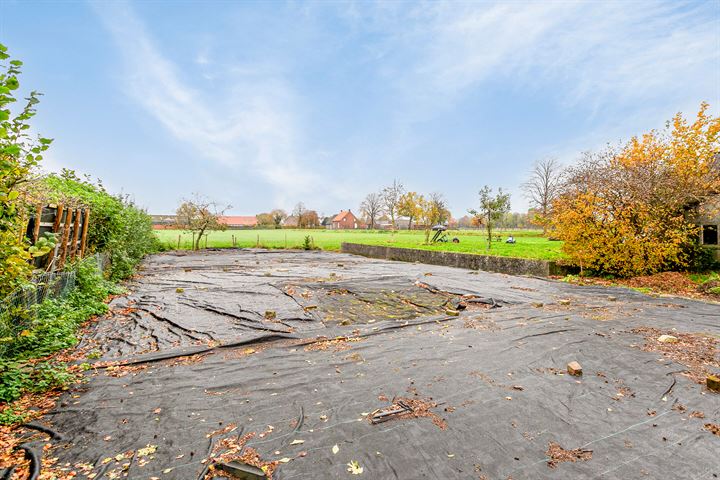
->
196, 227, 206, 250
486, 217, 492, 249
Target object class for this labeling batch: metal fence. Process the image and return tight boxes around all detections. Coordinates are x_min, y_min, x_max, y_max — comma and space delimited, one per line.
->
0, 271, 77, 357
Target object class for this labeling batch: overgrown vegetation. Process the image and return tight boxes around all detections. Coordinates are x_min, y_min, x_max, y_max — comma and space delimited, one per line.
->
42, 170, 161, 280
0, 43, 158, 425
0, 43, 53, 298
552, 103, 720, 277
0, 258, 121, 423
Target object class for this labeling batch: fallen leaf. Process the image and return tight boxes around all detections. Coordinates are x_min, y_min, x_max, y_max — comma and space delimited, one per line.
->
347, 460, 364, 475
290, 439, 305, 445
279, 458, 291, 463
332, 444, 339, 455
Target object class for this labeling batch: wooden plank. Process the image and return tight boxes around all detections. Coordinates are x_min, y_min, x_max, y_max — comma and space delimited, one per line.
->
45, 204, 64, 269
80, 209, 90, 258
58, 208, 74, 270
70, 208, 81, 260
32, 205, 43, 243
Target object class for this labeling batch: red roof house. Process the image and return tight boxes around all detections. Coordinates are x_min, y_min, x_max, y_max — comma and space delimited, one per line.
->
330, 210, 360, 230
217, 216, 257, 229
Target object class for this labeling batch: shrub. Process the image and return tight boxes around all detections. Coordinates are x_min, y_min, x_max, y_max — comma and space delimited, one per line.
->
553, 104, 720, 277
0, 258, 119, 408
43, 170, 160, 280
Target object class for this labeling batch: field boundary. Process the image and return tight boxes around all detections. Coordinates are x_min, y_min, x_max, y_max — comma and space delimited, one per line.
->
341, 242, 574, 277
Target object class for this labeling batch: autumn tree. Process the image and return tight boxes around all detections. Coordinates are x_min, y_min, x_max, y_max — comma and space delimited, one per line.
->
417, 192, 451, 243
256, 212, 274, 227
552, 103, 720, 276
428, 192, 450, 225
300, 210, 320, 228
398, 191, 423, 229
522, 157, 563, 234
381, 179, 404, 229
457, 215, 474, 228
176, 195, 229, 250
469, 186, 511, 249
271, 209, 287, 229
359, 192, 383, 229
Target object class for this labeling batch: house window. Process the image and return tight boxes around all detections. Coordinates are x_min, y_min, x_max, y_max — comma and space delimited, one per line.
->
703, 225, 718, 245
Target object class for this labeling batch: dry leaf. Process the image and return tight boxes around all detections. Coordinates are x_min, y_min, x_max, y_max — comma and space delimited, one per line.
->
347, 460, 363, 475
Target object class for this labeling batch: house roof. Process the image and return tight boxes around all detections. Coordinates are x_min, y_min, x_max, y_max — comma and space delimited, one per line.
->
332, 210, 355, 222
218, 216, 257, 226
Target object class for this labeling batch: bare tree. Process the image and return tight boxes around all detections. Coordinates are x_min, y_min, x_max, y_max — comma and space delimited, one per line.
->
292, 202, 319, 228
360, 192, 384, 229
176, 194, 230, 250
381, 179, 405, 229
521, 158, 564, 234
292, 202, 307, 222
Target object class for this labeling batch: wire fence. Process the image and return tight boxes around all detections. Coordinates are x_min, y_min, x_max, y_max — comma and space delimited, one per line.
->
0, 271, 76, 358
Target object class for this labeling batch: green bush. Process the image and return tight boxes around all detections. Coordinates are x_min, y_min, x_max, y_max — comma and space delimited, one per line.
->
0, 258, 120, 408
43, 170, 160, 280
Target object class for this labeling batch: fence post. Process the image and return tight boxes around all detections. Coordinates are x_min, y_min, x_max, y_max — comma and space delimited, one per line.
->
32, 205, 43, 243
46, 204, 64, 270
58, 209, 74, 269
177, 234, 181, 249
79, 208, 90, 258
70, 208, 82, 260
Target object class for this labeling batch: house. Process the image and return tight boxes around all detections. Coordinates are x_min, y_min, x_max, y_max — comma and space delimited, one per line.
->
697, 195, 720, 260
151, 214, 177, 230
217, 216, 257, 229
330, 210, 360, 230
320, 216, 333, 228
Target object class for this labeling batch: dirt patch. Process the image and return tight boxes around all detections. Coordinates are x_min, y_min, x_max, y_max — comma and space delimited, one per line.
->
463, 315, 499, 331
626, 272, 698, 294
368, 396, 447, 430
565, 271, 720, 301
631, 327, 719, 384
304, 336, 363, 352
206, 431, 280, 479
546, 442, 593, 468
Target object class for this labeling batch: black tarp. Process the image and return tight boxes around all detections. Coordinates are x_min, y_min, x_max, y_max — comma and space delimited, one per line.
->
10, 249, 720, 479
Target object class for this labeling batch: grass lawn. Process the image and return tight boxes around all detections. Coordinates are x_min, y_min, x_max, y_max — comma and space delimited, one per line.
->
155, 228, 565, 261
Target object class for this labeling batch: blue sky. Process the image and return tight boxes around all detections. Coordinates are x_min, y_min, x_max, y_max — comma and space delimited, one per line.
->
1, 0, 718, 216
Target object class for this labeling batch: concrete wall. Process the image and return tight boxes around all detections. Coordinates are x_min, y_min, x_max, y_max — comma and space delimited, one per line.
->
341, 243, 575, 277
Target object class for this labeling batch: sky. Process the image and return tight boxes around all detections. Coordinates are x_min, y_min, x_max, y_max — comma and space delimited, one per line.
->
1, 0, 718, 217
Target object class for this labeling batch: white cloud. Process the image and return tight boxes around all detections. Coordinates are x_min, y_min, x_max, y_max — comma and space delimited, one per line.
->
92, 1, 321, 205
390, 1, 718, 111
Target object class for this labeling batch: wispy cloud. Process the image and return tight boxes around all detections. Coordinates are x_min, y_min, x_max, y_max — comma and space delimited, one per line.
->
384, 1, 718, 113
92, 1, 320, 205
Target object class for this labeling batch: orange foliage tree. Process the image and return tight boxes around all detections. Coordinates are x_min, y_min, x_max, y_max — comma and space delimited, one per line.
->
552, 103, 720, 277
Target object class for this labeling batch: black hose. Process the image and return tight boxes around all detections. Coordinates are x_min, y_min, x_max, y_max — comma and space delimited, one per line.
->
1, 466, 16, 480
22, 422, 64, 441
18, 444, 41, 480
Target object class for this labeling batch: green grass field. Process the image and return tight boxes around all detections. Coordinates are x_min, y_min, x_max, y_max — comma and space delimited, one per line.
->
155, 228, 565, 260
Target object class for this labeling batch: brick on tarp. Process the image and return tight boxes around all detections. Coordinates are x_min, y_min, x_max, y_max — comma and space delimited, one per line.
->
567, 361, 583, 376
